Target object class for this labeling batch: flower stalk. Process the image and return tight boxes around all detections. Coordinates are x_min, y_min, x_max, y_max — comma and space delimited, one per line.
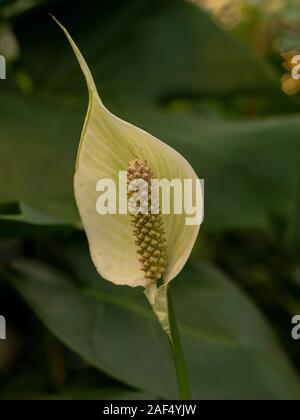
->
167, 285, 191, 400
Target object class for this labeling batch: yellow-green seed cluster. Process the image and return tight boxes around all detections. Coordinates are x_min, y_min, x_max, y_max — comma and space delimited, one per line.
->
127, 159, 167, 283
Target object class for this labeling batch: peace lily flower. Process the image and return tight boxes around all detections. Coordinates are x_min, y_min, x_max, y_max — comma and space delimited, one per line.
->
54, 18, 203, 399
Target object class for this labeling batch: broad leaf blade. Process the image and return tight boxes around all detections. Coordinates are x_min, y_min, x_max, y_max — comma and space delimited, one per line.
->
7, 257, 300, 400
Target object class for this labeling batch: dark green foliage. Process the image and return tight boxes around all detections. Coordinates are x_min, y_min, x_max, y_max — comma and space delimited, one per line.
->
1, 0, 300, 400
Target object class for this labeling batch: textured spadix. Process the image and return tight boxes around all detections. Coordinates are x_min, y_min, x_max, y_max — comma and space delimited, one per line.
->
54, 19, 203, 333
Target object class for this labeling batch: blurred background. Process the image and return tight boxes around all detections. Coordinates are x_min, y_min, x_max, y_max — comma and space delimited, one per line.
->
1, 0, 300, 400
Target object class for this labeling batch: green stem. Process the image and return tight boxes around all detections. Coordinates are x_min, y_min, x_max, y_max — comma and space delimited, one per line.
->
167, 285, 191, 400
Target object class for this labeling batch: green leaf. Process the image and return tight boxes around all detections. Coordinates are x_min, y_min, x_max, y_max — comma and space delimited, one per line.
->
0, 0, 54, 20
7, 257, 300, 400
0, 89, 80, 233
15, 0, 277, 101
0, 372, 153, 400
